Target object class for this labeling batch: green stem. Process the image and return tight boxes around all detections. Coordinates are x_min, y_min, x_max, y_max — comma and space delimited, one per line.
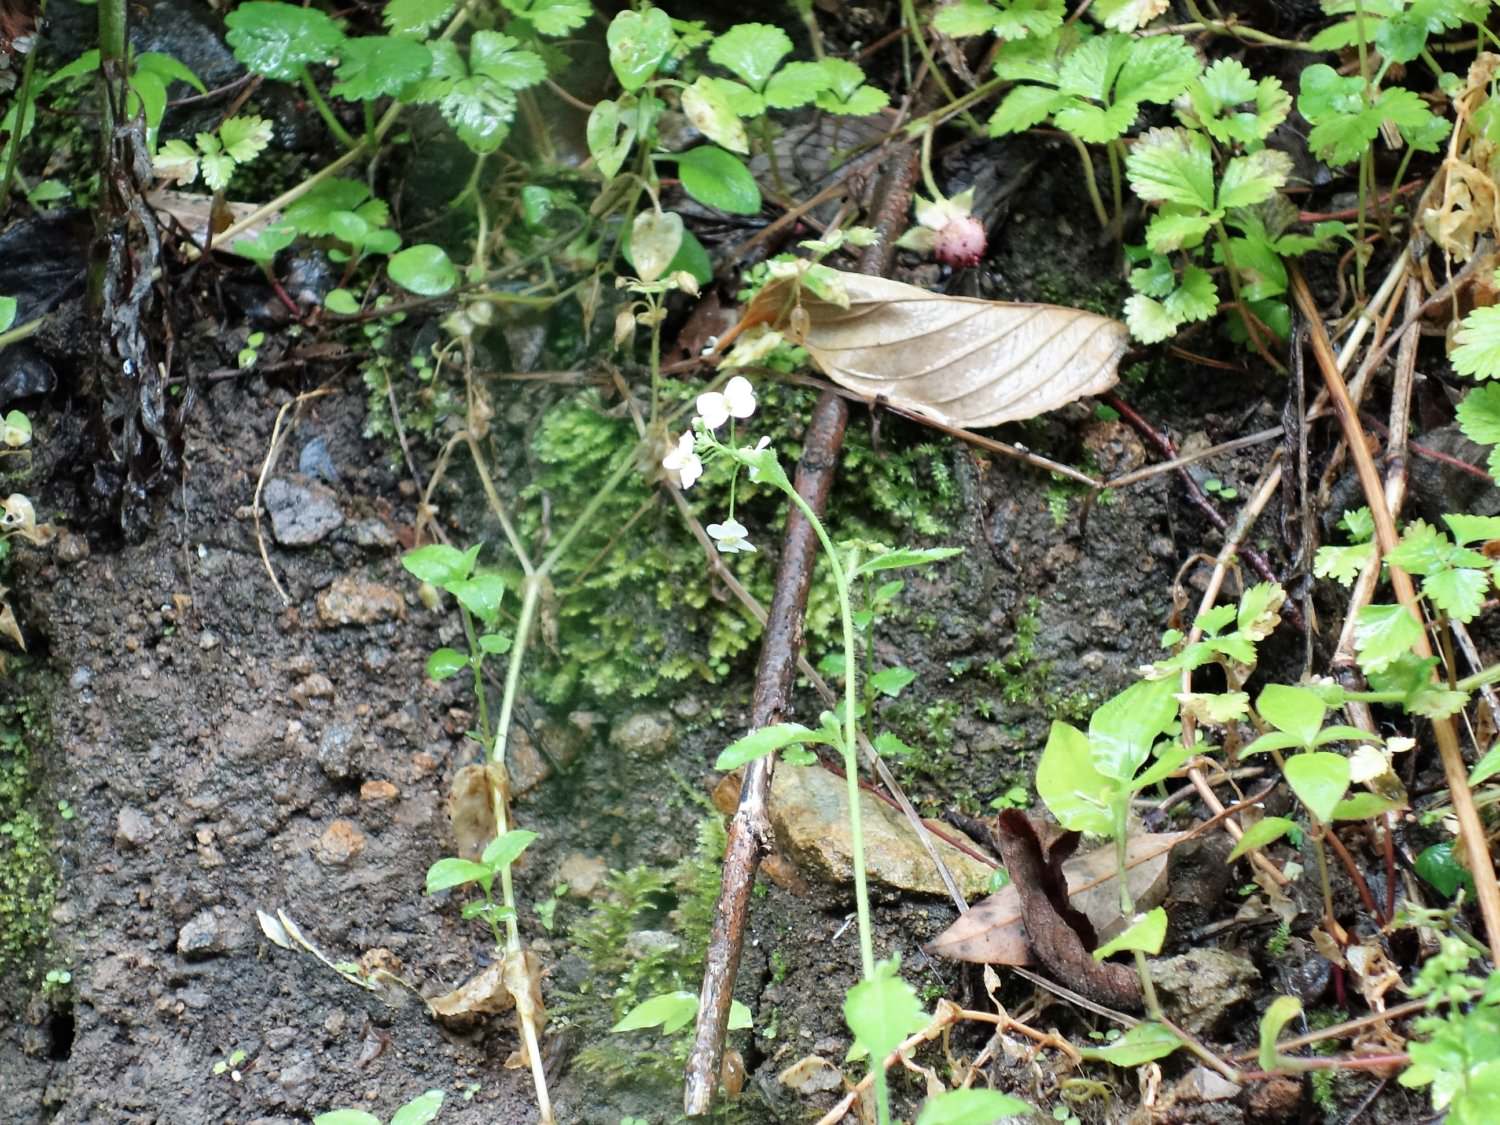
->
782, 488, 872, 979
460, 606, 492, 748
899, 75, 1008, 138
1107, 139, 1125, 238
299, 67, 358, 151
1459, 662, 1500, 693
899, 0, 981, 134
99, 0, 127, 65
0, 0, 45, 212
1067, 133, 1111, 232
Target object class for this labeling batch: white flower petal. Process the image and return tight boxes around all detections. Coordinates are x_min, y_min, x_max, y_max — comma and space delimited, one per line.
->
697, 391, 730, 430
724, 375, 756, 419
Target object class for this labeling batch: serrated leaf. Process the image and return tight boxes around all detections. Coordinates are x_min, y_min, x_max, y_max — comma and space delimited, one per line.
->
1164, 264, 1217, 323
1218, 149, 1292, 209
987, 83, 1067, 135
708, 23, 791, 90
869, 666, 916, 698
500, 0, 591, 36
332, 35, 431, 100
403, 542, 479, 585
384, 0, 457, 37
1424, 567, 1490, 623
1124, 294, 1177, 343
1116, 34, 1199, 105
153, 139, 199, 184
1091, 0, 1170, 33
845, 960, 928, 1061
1453, 306, 1500, 379
1445, 513, 1500, 545
813, 58, 888, 116
1355, 603, 1424, 673
1145, 210, 1213, 253
219, 115, 273, 163
1315, 541, 1377, 584
1053, 98, 1139, 143
225, 2, 346, 81
764, 60, 833, 109
1126, 126, 1216, 210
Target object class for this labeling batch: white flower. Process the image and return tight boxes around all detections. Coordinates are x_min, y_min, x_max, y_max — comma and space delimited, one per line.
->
742, 436, 772, 482
707, 518, 756, 553
696, 376, 757, 430
662, 430, 703, 489
723, 375, 756, 419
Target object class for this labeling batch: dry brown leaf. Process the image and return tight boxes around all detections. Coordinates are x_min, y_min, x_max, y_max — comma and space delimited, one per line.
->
924, 830, 1182, 965
428, 959, 514, 1022
448, 763, 506, 860
752, 268, 1128, 429
778, 1055, 844, 1095
501, 948, 547, 1069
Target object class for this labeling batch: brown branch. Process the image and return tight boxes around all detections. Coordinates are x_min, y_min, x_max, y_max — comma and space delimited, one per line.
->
1290, 263, 1500, 964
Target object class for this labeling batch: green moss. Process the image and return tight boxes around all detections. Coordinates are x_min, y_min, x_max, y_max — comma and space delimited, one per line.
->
559, 816, 753, 1116
522, 381, 960, 704
0, 685, 57, 983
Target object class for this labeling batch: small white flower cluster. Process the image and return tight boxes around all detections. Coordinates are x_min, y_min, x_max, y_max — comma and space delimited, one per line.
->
661, 375, 767, 554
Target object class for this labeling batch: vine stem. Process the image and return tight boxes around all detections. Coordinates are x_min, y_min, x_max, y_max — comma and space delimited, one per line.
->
1291, 265, 1500, 963
299, 67, 358, 151
1067, 132, 1112, 231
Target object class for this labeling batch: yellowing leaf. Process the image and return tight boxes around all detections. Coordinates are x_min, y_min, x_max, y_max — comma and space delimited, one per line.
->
924, 832, 1181, 964
751, 269, 1128, 428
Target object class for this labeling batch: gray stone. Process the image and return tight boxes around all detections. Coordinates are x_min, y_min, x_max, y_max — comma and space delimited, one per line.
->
1152, 948, 1260, 1038
177, 909, 234, 959
298, 436, 339, 484
115, 806, 153, 848
350, 518, 397, 549
770, 764, 994, 899
609, 711, 676, 757
316, 724, 358, 781
624, 930, 681, 959
263, 477, 343, 546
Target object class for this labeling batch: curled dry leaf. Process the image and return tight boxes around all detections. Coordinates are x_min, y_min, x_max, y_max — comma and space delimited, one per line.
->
501, 948, 547, 1069
926, 826, 1181, 968
428, 958, 514, 1022
448, 763, 506, 860
778, 1055, 845, 1095
980, 811, 1142, 1010
748, 267, 1128, 429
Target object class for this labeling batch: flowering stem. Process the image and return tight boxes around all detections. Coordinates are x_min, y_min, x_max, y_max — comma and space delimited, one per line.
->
779, 486, 874, 981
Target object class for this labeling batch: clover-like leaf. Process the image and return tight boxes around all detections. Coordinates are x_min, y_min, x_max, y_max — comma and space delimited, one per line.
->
708, 23, 792, 91
332, 35, 431, 100
1126, 127, 1216, 211
845, 958, 928, 1062
1354, 603, 1425, 673
225, 1, 346, 81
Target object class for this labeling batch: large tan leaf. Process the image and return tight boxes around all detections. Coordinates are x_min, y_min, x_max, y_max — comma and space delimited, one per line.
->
756, 268, 1128, 429
924, 831, 1182, 965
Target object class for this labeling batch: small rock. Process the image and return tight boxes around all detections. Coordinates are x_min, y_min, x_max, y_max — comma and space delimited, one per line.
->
264, 1027, 297, 1051
1243, 1074, 1303, 1121
198, 630, 219, 651
317, 724, 357, 780
315, 819, 366, 866
177, 909, 234, 959
54, 530, 89, 565
350, 518, 397, 549
317, 576, 405, 627
263, 476, 344, 546
360, 779, 398, 802
609, 711, 676, 757
557, 853, 607, 898
1152, 948, 1260, 1038
115, 806, 154, 848
1080, 419, 1147, 475
771, 763, 994, 899
298, 436, 340, 485
291, 673, 335, 707
69, 667, 92, 691
779, 1055, 844, 1095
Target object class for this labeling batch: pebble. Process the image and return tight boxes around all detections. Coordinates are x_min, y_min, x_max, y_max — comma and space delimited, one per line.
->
609, 711, 676, 757
314, 819, 366, 866
263, 476, 344, 546
360, 780, 398, 802
316, 577, 405, 627
298, 436, 340, 485
556, 853, 608, 898
291, 673, 335, 707
54, 530, 89, 565
1151, 948, 1260, 1037
177, 909, 235, 959
317, 724, 357, 780
350, 518, 397, 549
115, 807, 154, 848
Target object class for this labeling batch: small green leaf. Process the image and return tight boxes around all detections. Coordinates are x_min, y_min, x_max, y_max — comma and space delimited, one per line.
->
629, 209, 684, 282
728, 999, 753, 1031
1217, 149, 1292, 209
478, 632, 512, 655
1453, 306, 1500, 379
1093, 907, 1167, 959
402, 542, 480, 585
1258, 996, 1302, 1071
384, 0, 457, 37
0, 297, 16, 334
390, 1089, 445, 1125
332, 35, 432, 100
1284, 751, 1351, 824
845, 959, 928, 1062
1471, 743, 1500, 786
681, 77, 748, 154
672, 146, 761, 215
226, 1, 346, 81
388, 244, 458, 295
1256, 684, 1326, 747
987, 83, 1068, 135
586, 97, 636, 180
916, 1088, 1035, 1125
606, 8, 673, 92
1415, 842, 1475, 898
1080, 1021, 1181, 1066
425, 856, 492, 894
1354, 603, 1424, 674
855, 546, 963, 575
613, 990, 698, 1033
313, 1112, 381, 1125
812, 58, 888, 116
869, 666, 916, 698
1332, 793, 1402, 820
426, 648, 469, 681
1227, 816, 1296, 861
714, 723, 815, 770
449, 573, 506, 626
481, 828, 538, 870
1036, 720, 1116, 836
325, 288, 360, 315
499, 0, 591, 37
708, 23, 792, 91
764, 60, 833, 109
1088, 676, 1178, 782
1314, 541, 1377, 585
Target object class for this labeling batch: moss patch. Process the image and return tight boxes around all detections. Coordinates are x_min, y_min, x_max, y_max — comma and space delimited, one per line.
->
0, 683, 57, 984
